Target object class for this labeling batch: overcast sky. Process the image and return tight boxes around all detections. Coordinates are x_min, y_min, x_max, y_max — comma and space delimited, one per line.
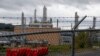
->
0, 0, 100, 17
0, 0, 100, 29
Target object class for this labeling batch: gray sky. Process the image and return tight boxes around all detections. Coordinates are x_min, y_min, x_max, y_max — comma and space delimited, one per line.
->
0, 0, 100, 17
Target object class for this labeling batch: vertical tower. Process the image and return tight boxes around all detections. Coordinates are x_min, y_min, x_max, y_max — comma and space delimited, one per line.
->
21, 12, 26, 44
34, 9, 37, 23
42, 6, 47, 23
92, 17, 96, 29
21, 12, 26, 28
75, 12, 79, 29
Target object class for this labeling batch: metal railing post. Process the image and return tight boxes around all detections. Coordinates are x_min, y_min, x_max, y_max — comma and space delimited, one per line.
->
72, 30, 75, 56
71, 15, 87, 56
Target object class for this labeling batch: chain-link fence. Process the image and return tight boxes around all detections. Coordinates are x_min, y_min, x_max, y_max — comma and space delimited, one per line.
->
0, 16, 100, 56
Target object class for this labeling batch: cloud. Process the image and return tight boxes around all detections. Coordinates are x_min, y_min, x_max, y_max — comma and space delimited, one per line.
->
0, 0, 100, 17
0, 0, 100, 10
0, 0, 37, 10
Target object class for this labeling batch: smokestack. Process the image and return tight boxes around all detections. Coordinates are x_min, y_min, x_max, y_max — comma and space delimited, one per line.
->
75, 12, 79, 29
92, 17, 96, 29
34, 9, 37, 23
42, 6, 47, 23
21, 12, 26, 44
21, 12, 25, 27
21, 12, 26, 31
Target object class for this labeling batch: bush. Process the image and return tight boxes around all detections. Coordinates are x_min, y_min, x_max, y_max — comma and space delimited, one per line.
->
75, 32, 90, 49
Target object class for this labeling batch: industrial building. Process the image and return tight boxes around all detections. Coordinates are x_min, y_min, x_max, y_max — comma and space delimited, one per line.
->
13, 6, 61, 45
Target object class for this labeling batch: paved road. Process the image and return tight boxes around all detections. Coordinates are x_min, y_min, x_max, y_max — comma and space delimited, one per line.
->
47, 49, 100, 56
76, 50, 100, 56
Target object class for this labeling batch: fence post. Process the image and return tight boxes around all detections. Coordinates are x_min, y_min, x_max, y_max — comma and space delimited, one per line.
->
72, 30, 75, 56
71, 15, 87, 56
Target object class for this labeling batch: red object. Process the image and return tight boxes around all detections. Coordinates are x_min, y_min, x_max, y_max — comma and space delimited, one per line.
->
42, 47, 46, 55
26, 48, 32, 56
11, 50, 17, 56
37, 47, 42, 56
45, 47, 48, 55
20, 48, 26, 56
6, 47, 48, 56
6, 48, 11, 56
11, 48, 19, 56
41, 47, 45, 55
31, 49, 38, 56
18, 48, 23, 56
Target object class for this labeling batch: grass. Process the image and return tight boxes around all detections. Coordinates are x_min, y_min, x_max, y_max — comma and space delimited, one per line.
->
48, 45, 71, 52
48, 45, 99, 53
76, 48, 96, 53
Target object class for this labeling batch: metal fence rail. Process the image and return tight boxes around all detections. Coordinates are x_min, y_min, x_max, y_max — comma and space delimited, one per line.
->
0, 29, 100, 37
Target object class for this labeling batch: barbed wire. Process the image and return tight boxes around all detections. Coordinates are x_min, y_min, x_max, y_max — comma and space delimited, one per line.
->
0, 21, 100, 24
0, 16, 100, 27
52, 21, 100, 22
